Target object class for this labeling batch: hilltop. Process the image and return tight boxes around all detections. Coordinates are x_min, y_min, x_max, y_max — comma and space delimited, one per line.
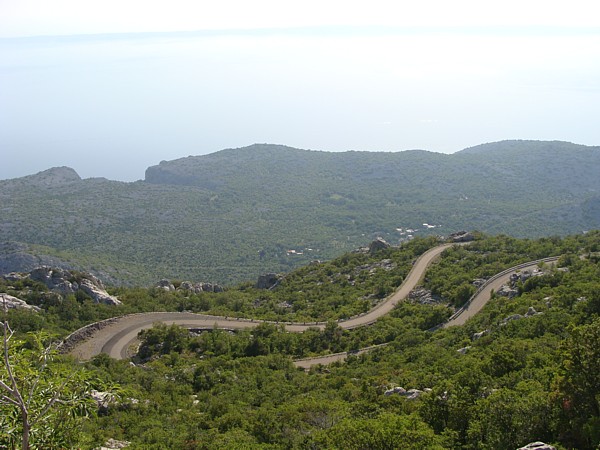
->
0, 140, 599, 285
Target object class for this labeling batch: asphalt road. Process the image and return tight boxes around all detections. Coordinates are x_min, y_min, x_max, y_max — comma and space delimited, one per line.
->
66, 243, 456, 364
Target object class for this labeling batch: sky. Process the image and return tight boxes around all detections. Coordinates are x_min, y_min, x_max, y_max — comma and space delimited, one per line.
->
1, 1, 600, 181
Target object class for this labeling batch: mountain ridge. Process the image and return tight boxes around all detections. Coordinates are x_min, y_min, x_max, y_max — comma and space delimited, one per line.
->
1, 140, 598, 285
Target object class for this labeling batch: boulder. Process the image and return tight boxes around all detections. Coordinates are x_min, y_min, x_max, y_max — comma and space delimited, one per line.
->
496, 284, 519, 298
404, 389, 424, 400
90, 390, 116, 412
176, 281, 223, 293
384, 386, 406, 396
517, 442, 556, 450
79, 278, 121, 305
201, 282, 224, 293
408, 287, 443, 305
472, 330, 489, 340
30, 267, 78, 295
156, 279, 175, 291
27, 266, 120, 305
383, 386, 423, 399
525, 306, 538, 317
449, 231, 474, 242
368, 238, 390, 254
502, 314, 523, 324
97, 439, 130, 450
256, 273, 282, 290
178, 281, 197, 292
0, 293, 41, 312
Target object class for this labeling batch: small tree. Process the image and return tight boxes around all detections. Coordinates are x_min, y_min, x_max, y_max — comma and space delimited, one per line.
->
1, 301, 96, 449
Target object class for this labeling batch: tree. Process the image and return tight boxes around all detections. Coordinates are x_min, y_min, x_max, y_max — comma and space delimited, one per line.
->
317, 413, 445, 449
1, 302, 96, 449
555, 319, 600, 449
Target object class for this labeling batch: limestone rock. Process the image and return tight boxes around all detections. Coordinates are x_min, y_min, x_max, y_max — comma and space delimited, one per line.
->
201, 282, 224, 293
368, 238, 390, 254
517, 442, 556, 450
30, 267, 78, 295
472, 330, 489, 340
496, 284, 519, 298
156, 279, 175, 291
383, 386, 423, 399
256, 273, 282, 290
90, 390, 116, 412
177, 281, 224, 293
525, 306, 538, 316
502, 314, 524, 324
408, 287, 443, 305
0, 293, 41, 312
79, 278, 121, 305
97, 439, 130, 450
27, 266, 120, 305
449, 231, 474, 242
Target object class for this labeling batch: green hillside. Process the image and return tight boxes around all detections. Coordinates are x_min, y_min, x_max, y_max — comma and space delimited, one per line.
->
1, 140, 599, 286
2, 232, 599, 449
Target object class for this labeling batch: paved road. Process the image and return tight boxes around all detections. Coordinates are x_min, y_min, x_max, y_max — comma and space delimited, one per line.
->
66, 243, 455, 362
443, 258, 558, 328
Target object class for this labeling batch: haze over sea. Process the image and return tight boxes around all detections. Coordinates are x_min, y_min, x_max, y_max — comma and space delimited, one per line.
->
2, 21, 600, 181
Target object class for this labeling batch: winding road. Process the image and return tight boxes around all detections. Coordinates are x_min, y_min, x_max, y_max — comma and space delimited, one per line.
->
64, 243, 557, 368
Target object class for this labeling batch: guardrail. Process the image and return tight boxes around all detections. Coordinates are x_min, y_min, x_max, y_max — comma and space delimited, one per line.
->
442, 256, 560, 326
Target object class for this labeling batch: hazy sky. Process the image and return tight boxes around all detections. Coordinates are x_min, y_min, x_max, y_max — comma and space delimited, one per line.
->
1, 1, 600, 181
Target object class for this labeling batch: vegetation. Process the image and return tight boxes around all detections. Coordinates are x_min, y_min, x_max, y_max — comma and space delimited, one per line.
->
1, 140, 599, 285
1, 231, 599, 448
0, 321, 98, 449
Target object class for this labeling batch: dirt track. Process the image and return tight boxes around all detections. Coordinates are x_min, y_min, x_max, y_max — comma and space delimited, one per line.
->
66, 243, 455, 362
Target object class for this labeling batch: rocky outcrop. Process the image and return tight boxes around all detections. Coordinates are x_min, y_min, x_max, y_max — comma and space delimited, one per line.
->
156, 279, 175, 291
408, 287, 443, 305
368, 238, 390, 254
30, 267, 78, 294
78, 278, 121, 305
256, 273, 282, 290
496, 284, 519, 298
384, 386, 427, 400
178, 281, 224, 293
449, 231, 474, 242
457, 346, 471, 354
22, 266, 120, 305
90, 390, 116, 412
472, 329, 489, 340
501, 307, 543, 326
510, 268, 545, 284
517, 442, 556, 450
97, 439, 130, 450
0, 293, 41, 312
156, 279, 225, 293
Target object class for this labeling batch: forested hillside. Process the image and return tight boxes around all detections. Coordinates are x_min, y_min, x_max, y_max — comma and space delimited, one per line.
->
1, 232, 599, 449
1, 140, 599, 285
